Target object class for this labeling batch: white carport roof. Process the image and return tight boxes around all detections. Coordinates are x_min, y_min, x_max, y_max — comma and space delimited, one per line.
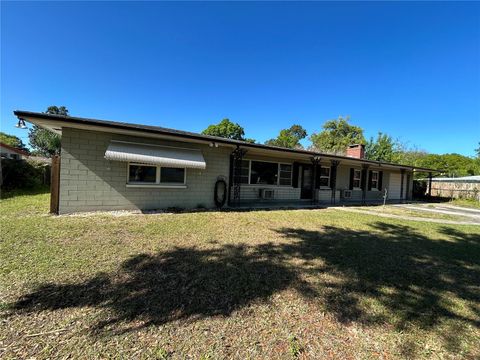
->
104, 141, 206, 169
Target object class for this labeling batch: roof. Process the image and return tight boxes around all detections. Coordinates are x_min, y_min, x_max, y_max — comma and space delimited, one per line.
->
14, 110, 441, 172
0, 142, 29, 156
430, 175, 480, 183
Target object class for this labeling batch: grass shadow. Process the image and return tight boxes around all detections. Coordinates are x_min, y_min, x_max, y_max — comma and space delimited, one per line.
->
0, 185, 50, 200
7, 222, 479, 349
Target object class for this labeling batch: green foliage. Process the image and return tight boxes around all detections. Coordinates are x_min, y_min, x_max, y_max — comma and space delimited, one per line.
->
45, 106, 69, 116
0, 132, 28, 152
395, 150, 480, 178
288, 336, 303, 359
265, 124, 307, 149
365, 132, 399, 162
28, 125, 62, 157
310, 116, 365, 154
475, 142, 480, 158
202, 118, 254, 142
28, 106, 68, 157
416, 153, 480, 177
152, 347, 170, 360
1, 159, 50, 190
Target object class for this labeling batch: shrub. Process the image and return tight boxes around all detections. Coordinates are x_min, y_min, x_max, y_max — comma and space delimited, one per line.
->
1, 159, 50, 190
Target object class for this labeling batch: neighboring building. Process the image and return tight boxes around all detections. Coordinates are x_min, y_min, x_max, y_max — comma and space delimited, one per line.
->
14, 110, 435, 214
0, 142, 28, 160
427, 176, 480, 200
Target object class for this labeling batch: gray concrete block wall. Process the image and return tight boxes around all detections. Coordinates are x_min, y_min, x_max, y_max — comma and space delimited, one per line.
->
58, 127, 414, 213
236, 185, 301, 200
59, 128, 231, 214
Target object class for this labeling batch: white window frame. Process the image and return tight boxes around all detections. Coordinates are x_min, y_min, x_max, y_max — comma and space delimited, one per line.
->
371, 170, 379, 191
243, 159, 293, 187
126, 162, 187, 188
353, 169, 362, 190
319, 166, 330, 188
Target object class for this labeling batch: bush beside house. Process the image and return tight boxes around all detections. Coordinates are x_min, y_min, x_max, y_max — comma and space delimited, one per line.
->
0, 158, 51, 191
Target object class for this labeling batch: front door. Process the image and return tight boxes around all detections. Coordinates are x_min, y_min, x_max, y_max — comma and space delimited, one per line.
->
300, 165, 313, 199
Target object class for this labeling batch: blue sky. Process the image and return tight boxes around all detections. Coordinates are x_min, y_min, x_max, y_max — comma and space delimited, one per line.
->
2, 1, 479, 156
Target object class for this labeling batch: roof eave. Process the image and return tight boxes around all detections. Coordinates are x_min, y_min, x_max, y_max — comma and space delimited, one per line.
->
14, 110, 436, 171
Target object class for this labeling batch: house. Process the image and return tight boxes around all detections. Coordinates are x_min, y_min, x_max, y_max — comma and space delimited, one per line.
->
0, 142, 28, 160
14, 110, 437, 214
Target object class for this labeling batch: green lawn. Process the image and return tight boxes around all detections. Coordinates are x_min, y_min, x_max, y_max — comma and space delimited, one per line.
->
449, 198, 480, 209
1, 190, 479, 359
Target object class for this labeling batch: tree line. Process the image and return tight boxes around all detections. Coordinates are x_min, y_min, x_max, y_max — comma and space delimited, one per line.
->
202, 116, 480, 176
2, 106, 479, 177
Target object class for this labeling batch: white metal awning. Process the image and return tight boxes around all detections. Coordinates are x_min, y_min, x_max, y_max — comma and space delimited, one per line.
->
104, 141, 206, 169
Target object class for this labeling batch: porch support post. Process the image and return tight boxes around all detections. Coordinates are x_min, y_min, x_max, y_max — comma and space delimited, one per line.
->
330, 160, 340, 205
428, 172, 432, 198
230, 146, 247, 207
400, 169, 405, 201
361, 164, 369, 205
310, 156, 321, 204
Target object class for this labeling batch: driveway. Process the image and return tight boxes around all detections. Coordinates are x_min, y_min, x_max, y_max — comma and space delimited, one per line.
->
393, 203, 480, 223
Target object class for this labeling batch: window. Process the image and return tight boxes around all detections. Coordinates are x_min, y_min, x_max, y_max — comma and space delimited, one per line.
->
238, 160, 293, 186
279, 164, 292, 186
127, 163, 186, 185
353, 169, 361, 188
371, 171, 379, 190
129, 164, 157, 183
250, 161, 279, 185
319, 167, 330, 187
161, 167, 185, 184
238, 160, 250, 184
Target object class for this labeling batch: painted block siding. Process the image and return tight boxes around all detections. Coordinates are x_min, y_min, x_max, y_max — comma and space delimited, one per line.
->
234, 186, 301, 201
59, 127, 413, 213
317, 189, 340, 203
59, 128, 231, 214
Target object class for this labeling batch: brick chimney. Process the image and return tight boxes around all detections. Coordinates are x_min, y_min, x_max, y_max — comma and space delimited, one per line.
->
346, 144, 365, 159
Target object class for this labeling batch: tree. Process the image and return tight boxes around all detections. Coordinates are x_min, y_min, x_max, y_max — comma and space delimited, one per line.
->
475, 142, 480, 158
28, 106, 68, 157
394, 147, 480, 178
309, 116, 365, 154
364, 132, 399, 162
0, 132, 28, 152
265, 124, 307, 149
202, 118, 255, 143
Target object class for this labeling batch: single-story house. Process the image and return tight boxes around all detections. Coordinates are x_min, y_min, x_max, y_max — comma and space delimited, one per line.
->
0, 142, 28, 160
14, 110, 437, 214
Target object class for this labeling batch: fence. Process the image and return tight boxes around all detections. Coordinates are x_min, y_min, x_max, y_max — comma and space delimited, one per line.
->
414, 179, 479, 201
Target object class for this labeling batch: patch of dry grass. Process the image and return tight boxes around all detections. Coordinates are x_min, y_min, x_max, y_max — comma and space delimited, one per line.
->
1, 191, 479, 359
349, 204, 469, 221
